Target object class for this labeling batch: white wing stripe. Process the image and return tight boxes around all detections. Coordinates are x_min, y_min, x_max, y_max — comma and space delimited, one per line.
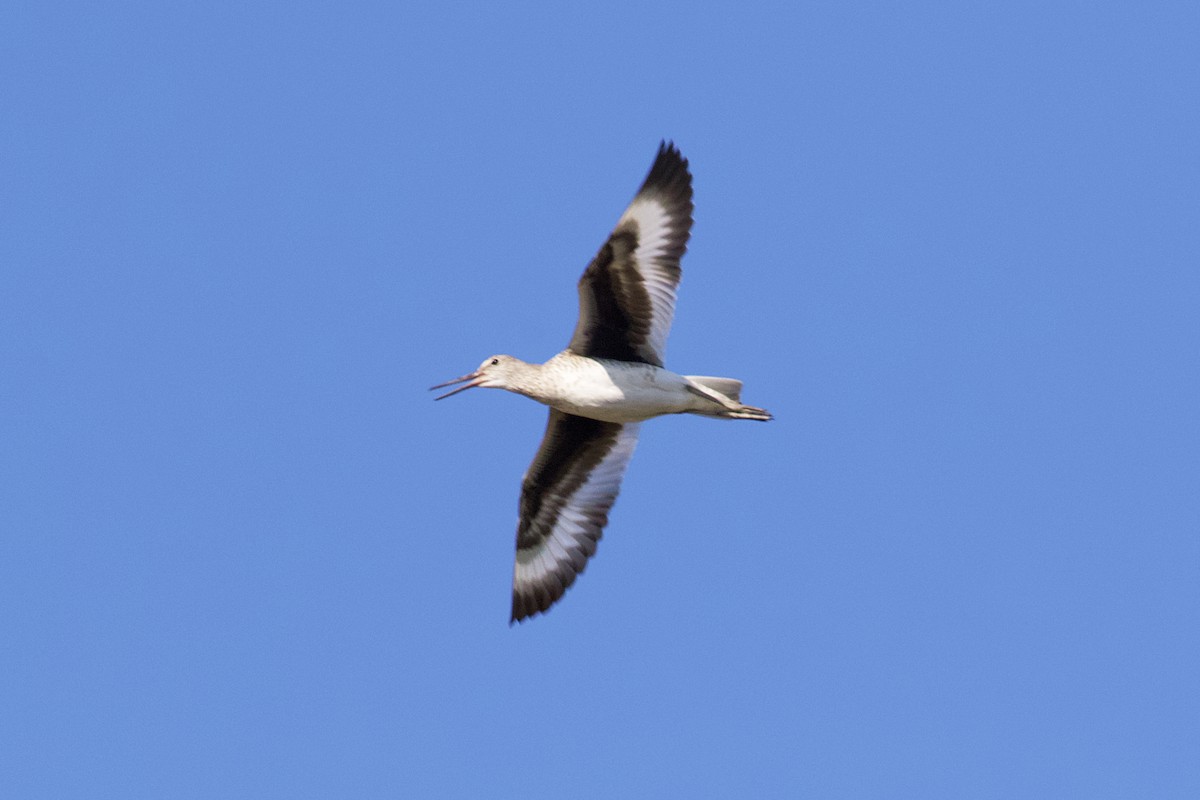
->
618, 198, 683, 361
512, 424, 641, 599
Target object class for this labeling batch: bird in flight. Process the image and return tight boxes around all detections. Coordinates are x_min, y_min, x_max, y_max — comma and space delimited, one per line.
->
433, 142, 772, 623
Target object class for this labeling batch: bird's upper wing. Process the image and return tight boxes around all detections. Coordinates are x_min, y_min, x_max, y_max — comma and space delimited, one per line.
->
566, 142, 694, 368
511, 410, 641, 623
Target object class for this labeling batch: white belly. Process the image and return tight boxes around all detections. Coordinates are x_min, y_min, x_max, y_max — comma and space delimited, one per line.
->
545, 358, 695, 423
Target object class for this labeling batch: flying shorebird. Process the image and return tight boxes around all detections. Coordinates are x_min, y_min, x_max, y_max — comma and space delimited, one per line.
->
432, 142, 772, 623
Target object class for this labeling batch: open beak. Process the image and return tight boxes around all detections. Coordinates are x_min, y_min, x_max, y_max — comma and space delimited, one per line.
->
430, 371, 483, 400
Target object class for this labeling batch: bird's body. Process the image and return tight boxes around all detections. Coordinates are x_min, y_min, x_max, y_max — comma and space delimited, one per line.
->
478, 353, 769, 424
537, 356, 686, 423
433, 143, 771, 622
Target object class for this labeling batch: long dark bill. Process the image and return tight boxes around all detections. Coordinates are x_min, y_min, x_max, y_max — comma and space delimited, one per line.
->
430, 372, 482, 401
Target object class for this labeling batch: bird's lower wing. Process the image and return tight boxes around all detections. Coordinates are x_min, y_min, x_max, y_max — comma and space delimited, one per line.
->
511, 410, 641, 623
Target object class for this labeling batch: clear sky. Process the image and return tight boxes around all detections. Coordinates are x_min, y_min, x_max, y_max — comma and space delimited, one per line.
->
3, 2, 1198, 797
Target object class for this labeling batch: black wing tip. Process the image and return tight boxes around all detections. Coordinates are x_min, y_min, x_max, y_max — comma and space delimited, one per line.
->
509, 569, 582, 624
639, 140, 693, 205
509, 552, 599, 624
655, 139, 686, 167
510, 606, 538, 625
509, 595, 551, 625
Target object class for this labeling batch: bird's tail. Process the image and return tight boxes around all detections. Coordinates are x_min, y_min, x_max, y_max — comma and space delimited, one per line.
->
685, 376, 773, 421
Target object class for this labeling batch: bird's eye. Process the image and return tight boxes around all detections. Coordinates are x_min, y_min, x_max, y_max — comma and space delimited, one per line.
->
490, 358, 500, 366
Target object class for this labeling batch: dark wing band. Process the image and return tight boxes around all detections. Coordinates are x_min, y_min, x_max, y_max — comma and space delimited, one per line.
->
566, 142, 694, 368
511, 410, 641, 622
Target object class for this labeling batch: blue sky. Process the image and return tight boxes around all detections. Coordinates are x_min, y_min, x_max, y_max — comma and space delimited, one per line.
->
3, 2, 1198, 797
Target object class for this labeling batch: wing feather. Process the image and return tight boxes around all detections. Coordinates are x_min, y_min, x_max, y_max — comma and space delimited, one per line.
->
566, 142, 693, 368
511, 410, 641, 622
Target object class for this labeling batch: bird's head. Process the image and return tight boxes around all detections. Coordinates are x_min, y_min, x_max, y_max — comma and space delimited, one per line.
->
430, 355, 522, 400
